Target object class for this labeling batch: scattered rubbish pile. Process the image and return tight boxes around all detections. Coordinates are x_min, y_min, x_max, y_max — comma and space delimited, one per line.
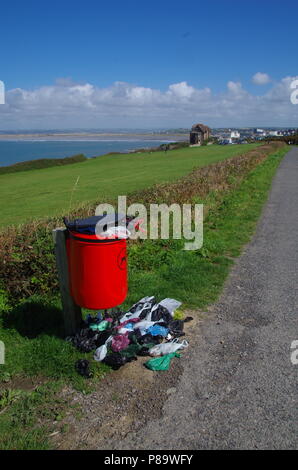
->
66, 296, 193, 377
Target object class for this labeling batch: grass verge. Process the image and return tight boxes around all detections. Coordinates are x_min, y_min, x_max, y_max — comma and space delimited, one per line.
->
0, 144, 288, 449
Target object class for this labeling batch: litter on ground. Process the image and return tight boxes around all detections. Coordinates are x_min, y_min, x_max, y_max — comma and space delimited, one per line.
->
66, 296, 193, 376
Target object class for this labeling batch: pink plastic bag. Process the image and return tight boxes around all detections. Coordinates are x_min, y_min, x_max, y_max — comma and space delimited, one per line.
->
111, 333, 130, 352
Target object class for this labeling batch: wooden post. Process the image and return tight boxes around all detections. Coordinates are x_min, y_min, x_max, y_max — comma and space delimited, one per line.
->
52, 228, 82, 336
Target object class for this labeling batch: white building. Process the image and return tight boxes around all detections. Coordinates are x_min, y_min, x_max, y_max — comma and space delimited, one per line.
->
231, 130, 240, 139
269, 130, 283, 137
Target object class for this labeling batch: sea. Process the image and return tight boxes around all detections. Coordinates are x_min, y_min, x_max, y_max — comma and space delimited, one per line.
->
0, 135, 185, 167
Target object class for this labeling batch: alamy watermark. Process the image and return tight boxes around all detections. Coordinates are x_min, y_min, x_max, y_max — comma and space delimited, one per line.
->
0, 80, 5, 104
290, 340, 298, 365
0, 341, 5, 364
290, 80, 298, 105
95, 196, 204, 250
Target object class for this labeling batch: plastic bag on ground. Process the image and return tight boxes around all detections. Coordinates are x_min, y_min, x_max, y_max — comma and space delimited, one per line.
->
89, 320, 110, 332
86, 311, 103, 325
103, 352, 137, 370
67, 328, 98, 352
149, 304, 173, 323
111, 333, 130, 352
149, 339, 188, 357
144, 352, 181, 371
119, 343, 142, 358
118, 326, 133, 335
137, 344, 157, 356
95, 330, 113, 348
94, 344, 108, 362
119, 296, 156, 323
133, 320, 159, 336
158, 298, 182, 315
116, 318, 140, 329
104, 335, 113, 347
168, 319, 184, 337
75, 359, 93, 378
147, 324, 169, 337
137, 333, 164, 345
145, 298, 180, 322
116, 318, 140, 334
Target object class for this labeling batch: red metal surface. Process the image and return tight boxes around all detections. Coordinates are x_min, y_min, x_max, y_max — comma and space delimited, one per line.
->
66, 231, 128, 309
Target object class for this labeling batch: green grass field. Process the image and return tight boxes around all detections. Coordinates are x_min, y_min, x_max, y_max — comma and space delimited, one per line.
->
0, 144, 258, 227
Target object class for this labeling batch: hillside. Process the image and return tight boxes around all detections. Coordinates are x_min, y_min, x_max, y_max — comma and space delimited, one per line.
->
0, 144, 258, 227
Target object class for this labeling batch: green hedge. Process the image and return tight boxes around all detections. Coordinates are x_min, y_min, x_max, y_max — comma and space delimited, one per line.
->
0, 154, 87, 175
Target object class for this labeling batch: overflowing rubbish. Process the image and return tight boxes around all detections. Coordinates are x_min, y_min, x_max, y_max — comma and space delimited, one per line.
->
67, 296, 193, 378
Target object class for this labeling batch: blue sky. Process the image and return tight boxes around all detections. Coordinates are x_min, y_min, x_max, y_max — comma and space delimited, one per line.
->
0, 0, 298, 129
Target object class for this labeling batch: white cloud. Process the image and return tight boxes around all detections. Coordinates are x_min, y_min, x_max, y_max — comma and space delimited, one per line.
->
227, 81, 243, 93
167, 81, 195, 98
0, 76, 297, 128
252, 72, 271, 85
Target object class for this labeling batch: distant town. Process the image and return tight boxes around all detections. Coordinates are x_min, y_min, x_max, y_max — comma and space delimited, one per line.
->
160, 127, 298, 145
0, 126, 297, 147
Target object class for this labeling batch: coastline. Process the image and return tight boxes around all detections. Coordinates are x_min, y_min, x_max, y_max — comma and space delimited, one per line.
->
0, 132, 188, 141
0, 136, 189, 170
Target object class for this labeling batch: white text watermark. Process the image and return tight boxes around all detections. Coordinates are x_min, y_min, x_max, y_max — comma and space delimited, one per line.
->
290, 80, 298, 105
0, 341, 5, 364
290, 340, 298, 365
0, 81, 5, 104
95, 196, 204, 250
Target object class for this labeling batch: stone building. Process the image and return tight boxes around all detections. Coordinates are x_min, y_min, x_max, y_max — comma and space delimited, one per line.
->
189, 123, 211, 146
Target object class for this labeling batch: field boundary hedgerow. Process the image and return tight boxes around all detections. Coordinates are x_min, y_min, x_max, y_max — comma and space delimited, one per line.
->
0, 153, 87, 175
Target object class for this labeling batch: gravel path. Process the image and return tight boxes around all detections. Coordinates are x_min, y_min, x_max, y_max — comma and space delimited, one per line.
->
114, 147, 298, 450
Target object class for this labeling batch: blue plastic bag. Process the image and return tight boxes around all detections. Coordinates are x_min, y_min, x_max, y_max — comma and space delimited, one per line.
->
147, 325, 169, 337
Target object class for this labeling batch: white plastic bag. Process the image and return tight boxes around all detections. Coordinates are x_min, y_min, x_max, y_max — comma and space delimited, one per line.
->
94, 344, 107, 362
133, 319, 164, 336
119, 296, 155, 323
133, 320, 156, 335
145, 298, 181, 321
99, 226, 130, 239
149, 339, 188, 357
159, 298, 182, 315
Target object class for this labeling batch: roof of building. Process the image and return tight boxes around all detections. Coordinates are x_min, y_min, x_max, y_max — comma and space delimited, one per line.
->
191, 123, 211, 133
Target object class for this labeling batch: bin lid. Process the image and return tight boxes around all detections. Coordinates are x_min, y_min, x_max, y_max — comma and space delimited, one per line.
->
63, 213, 126, 235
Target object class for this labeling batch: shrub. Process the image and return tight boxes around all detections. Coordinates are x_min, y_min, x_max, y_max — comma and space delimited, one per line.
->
0, 154, 87, 175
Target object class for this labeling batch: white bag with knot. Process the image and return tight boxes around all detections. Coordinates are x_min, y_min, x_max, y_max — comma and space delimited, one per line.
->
149, 339, 188, 357
94, 344, 108, 362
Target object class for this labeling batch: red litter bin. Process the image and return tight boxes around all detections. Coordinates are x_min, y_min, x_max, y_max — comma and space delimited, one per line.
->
64, 215, 128, 310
